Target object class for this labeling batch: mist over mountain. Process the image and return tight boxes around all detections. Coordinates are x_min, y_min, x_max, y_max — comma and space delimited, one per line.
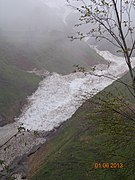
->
0, 0, 106, 125
0, 0, 106, 74
1, 0, 134, 126
0, 2, 135, 178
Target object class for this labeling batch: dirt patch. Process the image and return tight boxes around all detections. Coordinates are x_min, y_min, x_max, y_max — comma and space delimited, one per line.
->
28, 142, 52, 178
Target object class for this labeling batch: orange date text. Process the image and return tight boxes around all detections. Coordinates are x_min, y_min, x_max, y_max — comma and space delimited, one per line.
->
95, 162, 124, 169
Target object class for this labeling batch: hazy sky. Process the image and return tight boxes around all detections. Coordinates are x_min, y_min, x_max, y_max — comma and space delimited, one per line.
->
0, 0, 134, 73
0, 1, 75, 37
0, 0, 105, 74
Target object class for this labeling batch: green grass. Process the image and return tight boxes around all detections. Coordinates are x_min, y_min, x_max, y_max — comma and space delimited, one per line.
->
31, 72, 135, 180
0, 61, 41, 125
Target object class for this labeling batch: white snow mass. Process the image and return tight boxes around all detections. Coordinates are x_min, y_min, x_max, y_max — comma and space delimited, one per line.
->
17, 48, 135, 131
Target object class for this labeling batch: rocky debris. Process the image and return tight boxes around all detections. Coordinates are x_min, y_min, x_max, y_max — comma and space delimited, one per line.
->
0, 130, 46, 176
14, 173, 27, 180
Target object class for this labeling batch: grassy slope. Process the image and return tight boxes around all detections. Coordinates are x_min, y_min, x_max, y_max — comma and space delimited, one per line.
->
0, 60, 41, 125
30, 72, 135, 180
0, 40, 42, 125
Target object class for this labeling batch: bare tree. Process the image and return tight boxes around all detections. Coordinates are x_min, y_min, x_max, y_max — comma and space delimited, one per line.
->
67, 0, 135, 90
67, 2, 135, 176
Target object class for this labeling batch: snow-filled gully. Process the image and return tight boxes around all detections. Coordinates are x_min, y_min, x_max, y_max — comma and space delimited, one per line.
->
17, 48, 135, 131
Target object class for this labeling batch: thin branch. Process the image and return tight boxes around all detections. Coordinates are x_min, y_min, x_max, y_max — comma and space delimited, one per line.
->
129, 40, 135, 57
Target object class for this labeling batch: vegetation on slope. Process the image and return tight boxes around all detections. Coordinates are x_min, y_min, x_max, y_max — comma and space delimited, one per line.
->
30, 72, 135, 180
0, 39, 43, 125
0, 60, 41, 125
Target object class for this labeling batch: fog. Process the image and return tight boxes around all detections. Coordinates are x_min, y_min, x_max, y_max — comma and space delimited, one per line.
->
69, 0, 135, 56
0, 0, 66, 39
0, 0, 105, 74
1, 0, 134, 74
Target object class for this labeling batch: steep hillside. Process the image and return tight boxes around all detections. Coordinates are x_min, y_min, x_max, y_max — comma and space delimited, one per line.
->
29, 71, 135, 180
0, 41, 41, 125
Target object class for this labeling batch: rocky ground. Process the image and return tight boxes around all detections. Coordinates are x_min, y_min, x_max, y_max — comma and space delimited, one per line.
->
0, 127, 46, 179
